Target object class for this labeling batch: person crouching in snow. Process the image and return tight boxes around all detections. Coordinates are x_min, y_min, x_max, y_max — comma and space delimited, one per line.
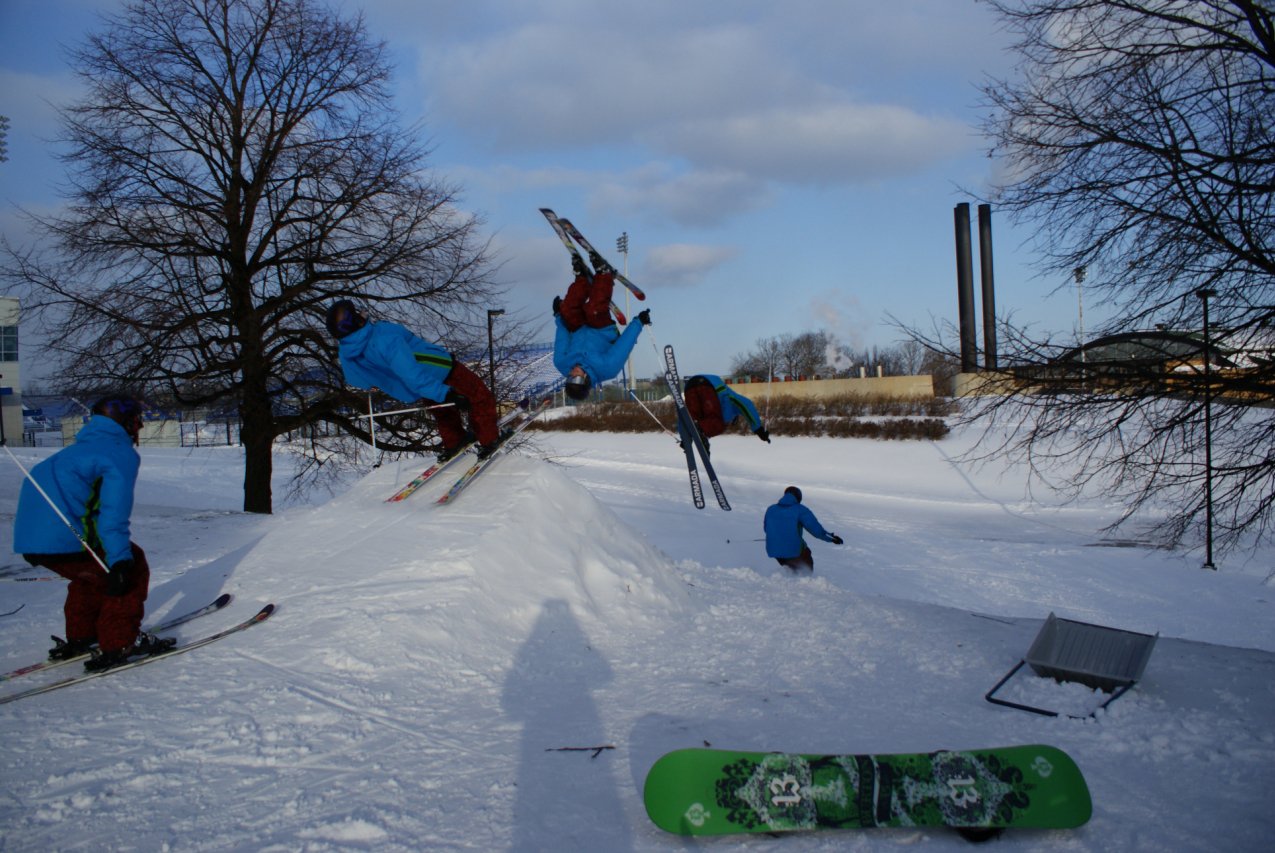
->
13, 395, 174, 671
552, 256, 650, 401
683, 374, 770, 455
763, 486, 843, 573
326, 300, 504, 460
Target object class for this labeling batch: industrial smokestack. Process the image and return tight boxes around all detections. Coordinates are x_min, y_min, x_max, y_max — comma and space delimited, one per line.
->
954, 203, 978, 373
977, 204, 998, 370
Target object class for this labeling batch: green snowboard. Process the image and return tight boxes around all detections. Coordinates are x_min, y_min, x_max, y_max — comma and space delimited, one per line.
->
643, 745, 1091, 837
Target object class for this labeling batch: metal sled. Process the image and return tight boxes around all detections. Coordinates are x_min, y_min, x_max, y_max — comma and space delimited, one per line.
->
985, 612, 1158, 718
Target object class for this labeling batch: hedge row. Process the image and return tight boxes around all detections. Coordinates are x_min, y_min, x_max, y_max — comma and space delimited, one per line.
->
528, 395, 954, 441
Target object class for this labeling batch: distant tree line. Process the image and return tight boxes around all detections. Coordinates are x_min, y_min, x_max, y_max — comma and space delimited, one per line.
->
728, 332, 957, 385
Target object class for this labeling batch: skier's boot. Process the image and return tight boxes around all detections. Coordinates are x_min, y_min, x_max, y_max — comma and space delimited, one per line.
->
48, 635, 96, 661
476, 428, 515, 460
84, 648, 131, 672
437, 431, 476, 463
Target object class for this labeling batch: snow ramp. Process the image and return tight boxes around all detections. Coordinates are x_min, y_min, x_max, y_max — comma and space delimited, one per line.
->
225, 452, 691, 676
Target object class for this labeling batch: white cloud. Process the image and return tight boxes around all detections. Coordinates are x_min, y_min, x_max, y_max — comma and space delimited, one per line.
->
643, 243, 738, 288
657, 104, 974, 185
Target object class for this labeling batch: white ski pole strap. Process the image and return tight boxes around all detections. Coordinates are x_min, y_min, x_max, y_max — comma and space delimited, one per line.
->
2, 443, 111, 572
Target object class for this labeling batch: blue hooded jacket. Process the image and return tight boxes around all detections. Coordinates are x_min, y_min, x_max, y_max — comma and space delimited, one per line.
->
698, 374, 763, 431
336, 320, 455, 404
553, 315, 644, 385
763, 492, 835, 559
13, 415, 140, 565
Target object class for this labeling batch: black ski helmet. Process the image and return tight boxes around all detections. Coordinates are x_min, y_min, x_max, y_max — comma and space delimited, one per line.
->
563, 372, 592, 400
784, 486, 803, 503
91, 395, 145, 445
325, 299, 367, 339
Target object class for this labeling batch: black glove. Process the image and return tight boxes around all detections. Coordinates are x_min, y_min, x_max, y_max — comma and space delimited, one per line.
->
106, 559, 134, 597
637, 309, 652, 326
552, 295, 562, 316
755, 426, 771, 443
444, 390, 470, 411
829, 534, 844, 545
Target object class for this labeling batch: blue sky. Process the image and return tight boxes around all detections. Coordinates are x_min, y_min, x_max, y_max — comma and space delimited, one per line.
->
0, 0, 1094, 381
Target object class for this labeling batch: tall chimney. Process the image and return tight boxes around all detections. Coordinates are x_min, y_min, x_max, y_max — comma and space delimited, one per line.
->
954, 203, 978, 373
977, 204, 998, 370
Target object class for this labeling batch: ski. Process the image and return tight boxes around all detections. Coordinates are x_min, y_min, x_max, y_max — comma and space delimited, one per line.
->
664, 345, 730, 510
644, 745, 1092, 837
666, 371, 705, 509
0, 592, 233, 684
386, 406, 532, 503
543, 210, 647, 300
539, 208, 628, 324
437, 398, 552, 505
0, 603, 275, 705
554, 215, 646, 301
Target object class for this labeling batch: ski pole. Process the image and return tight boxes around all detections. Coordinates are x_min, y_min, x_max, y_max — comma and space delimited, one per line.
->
627, 389, 678, 439
1, 443, 111, 573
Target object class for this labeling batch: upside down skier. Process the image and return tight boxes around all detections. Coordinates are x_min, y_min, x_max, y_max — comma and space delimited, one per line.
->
553, 255, 651, 400
763, 486, 843, 573
12, 395, 174, 671
327, 300, 506, 460
683, 374, 770, 454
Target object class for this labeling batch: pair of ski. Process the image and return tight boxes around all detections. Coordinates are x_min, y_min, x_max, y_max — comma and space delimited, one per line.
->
386, 398, 551, 505
0, 594, 275, 704
540, 208, 644, 325
664, 345, 730, 511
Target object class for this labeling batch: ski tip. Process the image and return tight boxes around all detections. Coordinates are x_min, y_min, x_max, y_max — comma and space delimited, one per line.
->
256, 604, 276, 619
213, 593, 233, 608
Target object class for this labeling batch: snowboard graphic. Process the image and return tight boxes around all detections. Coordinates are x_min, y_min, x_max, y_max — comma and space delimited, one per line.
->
643, 745, 1091, 837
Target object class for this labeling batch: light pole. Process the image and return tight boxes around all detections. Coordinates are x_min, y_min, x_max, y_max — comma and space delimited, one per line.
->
1073, 266, 1087, 366
486, 308, 504, 394
617, 232, 630, 393
1196, 288, 1217, 570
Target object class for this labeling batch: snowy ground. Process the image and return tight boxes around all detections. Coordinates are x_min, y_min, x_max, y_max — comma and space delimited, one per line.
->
1, 423, 1272, 851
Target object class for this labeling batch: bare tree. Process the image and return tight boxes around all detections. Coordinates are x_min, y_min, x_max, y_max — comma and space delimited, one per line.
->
936, 0, 1275, 554
730, 331, 834, 378
2, 0, 500, 513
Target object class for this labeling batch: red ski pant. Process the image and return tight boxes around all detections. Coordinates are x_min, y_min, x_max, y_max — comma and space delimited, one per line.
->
435, 361, 499, 449
559, 271, 616, 332
33, 544, 150, 653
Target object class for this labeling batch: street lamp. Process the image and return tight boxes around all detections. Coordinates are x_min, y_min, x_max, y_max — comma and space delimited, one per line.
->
486, 309, 504, 393
1196, 288, 1217, 570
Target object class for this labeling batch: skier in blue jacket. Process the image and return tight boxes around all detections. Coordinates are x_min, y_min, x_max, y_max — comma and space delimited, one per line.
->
683, 374, 770, 453
763, 486, 843, 572
327, 300, 503, 460
552, 264, 650, 400
13, 395, 171, 670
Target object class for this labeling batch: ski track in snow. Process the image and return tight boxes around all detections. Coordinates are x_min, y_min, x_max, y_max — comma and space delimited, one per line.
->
0, 431, 1272, 851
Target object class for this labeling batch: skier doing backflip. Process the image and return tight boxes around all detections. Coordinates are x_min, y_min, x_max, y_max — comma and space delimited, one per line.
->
682, 374, 770, 454
763, 486, 843, 573
553, 255, 651, 400
326, 300, 505, 460
12, 395, 174, 671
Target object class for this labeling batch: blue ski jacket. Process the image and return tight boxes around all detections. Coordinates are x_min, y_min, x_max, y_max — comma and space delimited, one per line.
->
337, 321, 455, 404
698, 374, 763, 431
13, 415, 140, 565
763, 492, 836, 559
553, 315, 645, 386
